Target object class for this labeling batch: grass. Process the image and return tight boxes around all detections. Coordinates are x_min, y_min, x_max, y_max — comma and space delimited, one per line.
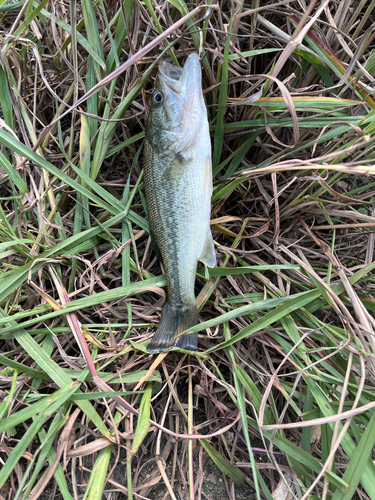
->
1, 1, 375, 499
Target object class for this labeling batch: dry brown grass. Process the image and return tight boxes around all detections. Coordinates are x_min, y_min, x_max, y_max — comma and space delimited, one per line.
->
1, 1, 375, 499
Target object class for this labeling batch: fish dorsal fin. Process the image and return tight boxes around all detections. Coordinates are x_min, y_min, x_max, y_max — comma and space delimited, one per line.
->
199, 230, 216, 268
150, 227, 163, 263
160, 152, 192, 185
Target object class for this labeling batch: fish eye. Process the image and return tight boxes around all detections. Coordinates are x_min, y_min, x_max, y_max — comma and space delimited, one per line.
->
152, 91, 164, 106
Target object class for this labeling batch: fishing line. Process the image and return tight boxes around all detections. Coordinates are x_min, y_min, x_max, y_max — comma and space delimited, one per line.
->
169, 6, 284, 62
11, 8, 281, 129
177, 8, 211, 61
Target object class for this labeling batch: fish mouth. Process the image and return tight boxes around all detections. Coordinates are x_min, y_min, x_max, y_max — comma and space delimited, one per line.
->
158, 53, 200, 95
159, 63, 183, 83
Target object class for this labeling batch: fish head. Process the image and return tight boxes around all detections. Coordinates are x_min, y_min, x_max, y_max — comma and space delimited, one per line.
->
146, 53, 206, 154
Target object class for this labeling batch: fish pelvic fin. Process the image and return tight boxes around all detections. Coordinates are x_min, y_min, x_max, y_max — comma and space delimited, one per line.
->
147, 302, 199, 354
199, 230, 216, 268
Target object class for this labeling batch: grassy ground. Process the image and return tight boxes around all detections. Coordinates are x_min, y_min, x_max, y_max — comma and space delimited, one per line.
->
1, 0, 375, 499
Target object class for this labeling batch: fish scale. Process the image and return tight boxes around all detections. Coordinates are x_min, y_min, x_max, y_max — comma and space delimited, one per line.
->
144, 53, 216, 353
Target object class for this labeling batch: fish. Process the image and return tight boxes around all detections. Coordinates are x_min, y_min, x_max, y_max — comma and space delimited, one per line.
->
144, 52, 216, 353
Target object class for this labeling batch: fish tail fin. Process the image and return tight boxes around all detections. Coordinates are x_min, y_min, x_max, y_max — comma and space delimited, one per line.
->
148, 302, 199, 354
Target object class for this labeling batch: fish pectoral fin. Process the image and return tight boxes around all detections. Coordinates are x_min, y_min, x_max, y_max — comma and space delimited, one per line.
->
160, 152, 192, 184
199, 230, 216, 268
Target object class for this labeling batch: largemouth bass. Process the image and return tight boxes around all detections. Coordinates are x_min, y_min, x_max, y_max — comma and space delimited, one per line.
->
144, 52, 216, 353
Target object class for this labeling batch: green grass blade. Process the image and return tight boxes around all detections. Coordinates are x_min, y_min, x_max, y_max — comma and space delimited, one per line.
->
305, 377, 375, 496
212, 17, 232, 171
131, 382, 152, 456
0, 310, 112, 440
206, 289, 320, 352
85, 444, 113, 500
40, 7, 106, 69
333, 412, 375, 499
104, 0, 133, 72
0, 128, 119, 215
81, 0, 105, 79
0, 382, 80, 489
0, 65, 14, 128
0, 151, 27, 194
200, 438, 244, 486
13, 0, 50, 37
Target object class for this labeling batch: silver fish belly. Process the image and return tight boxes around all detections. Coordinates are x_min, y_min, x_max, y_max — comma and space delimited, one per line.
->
144, 53, 216, 353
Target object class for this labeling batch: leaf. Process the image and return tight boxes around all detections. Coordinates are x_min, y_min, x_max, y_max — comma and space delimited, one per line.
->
206, 289, 321, 352
0, 66, 13, 128
305, 377, 375, 496
0, 382, 80, 489
332, 412, 375, 500
131, 382, 152, 456
0, 238, 43, 254
86, 444, 113, 500
40, 8, 106, 69
200, 438, 244, 486
229, 48, 282, 60
231, 96, 360, 111
0, 128, 118, 216
213, 17, 232, 170
81, 0, 106, 78
0, 151, 27, 194
13, 0, 50, 37
0, 309, 112, 441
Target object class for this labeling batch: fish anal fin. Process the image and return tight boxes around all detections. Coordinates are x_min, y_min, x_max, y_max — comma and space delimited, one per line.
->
160, 152, 192, 184
203, 155, 213, 195
199, 230, 216, 268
